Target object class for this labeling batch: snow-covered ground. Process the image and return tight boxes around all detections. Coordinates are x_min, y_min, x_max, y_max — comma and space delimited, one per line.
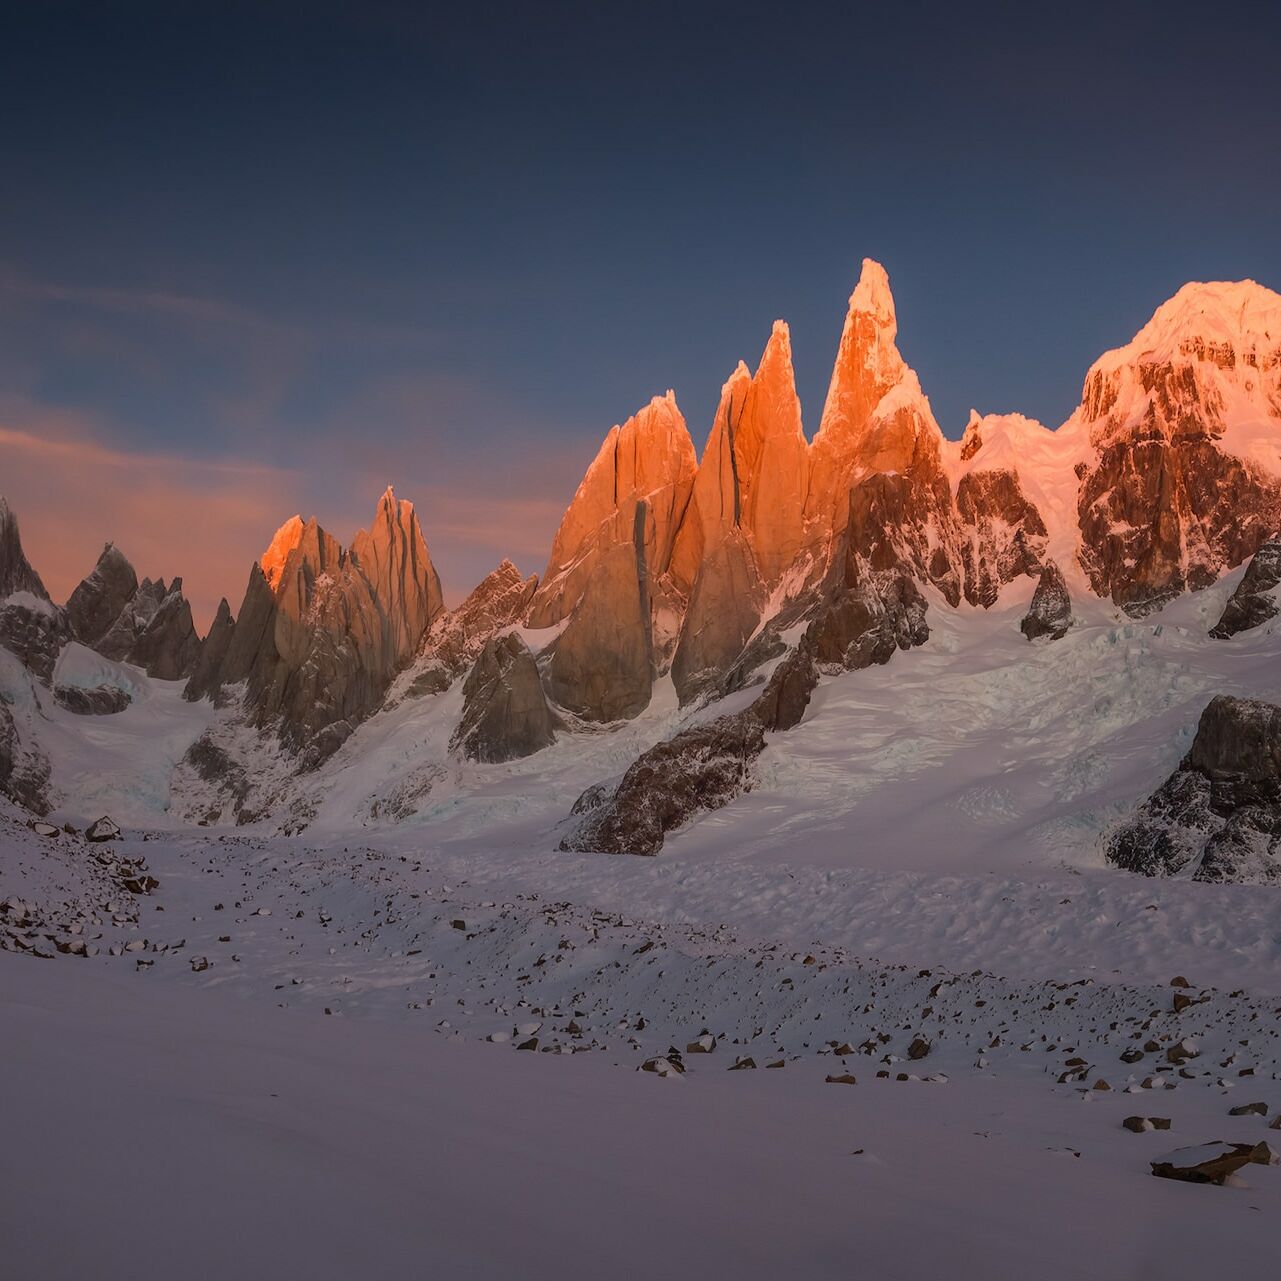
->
5, 577, 1281, 1278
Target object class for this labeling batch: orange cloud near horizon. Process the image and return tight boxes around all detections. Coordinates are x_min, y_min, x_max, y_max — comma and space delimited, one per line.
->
0, 420, 568, 632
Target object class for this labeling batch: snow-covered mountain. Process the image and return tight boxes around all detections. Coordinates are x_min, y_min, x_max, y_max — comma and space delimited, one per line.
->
4, 262, 1281, 881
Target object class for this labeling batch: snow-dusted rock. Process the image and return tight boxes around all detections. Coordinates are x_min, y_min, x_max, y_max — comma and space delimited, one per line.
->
85, 816, 121, 843
1020, 562, 1072, 642
1210, 539, 1281, 638
1074, 280, 1281, 615
451, 634, 557, 763
1106, 695, 1281, 883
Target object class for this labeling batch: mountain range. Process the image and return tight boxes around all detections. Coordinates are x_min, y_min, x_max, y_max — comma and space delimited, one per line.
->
3, 259, 1281, 876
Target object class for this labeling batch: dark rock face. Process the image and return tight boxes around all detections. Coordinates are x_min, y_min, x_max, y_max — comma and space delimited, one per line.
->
812, 573, 929, 671
66, 545, 138, 646
1079, 436, 1281, 616
0, 596, 71, 684
561, 713, 765, 856
0, 702, 52, 814
54, 684, 131, 715
1020, 562, 1072, 641
1106, 695, 1281, 883
403, 560, 539, 698
0, 499, 68, 684
954, 468, 1047, 608
184, 599, 235, 703
451, 634, 557, 763
1210, 540, 1281, 638
123, 580, 201, 680
182, 733, 255, 824
0, 498, 48, 601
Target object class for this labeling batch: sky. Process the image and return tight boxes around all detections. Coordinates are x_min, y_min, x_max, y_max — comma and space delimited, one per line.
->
2, 0, 1279, 627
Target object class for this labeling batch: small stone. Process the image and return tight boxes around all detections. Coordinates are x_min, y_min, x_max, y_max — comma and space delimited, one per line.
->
728, 1056, 757, 1071
1122, 1116, 1153, 1133
190, 956, 210, 972
825, 1073, 858, 1085
685, 1034, 716, 1054
1229, 1102, 1269, 1117
907, 1036, 931, 1061
451, 919, 466, 931
1120, 1048, 1145, 1064
516, 1038, 539, 1051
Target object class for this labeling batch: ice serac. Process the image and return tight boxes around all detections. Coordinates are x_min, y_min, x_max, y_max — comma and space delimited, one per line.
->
1074, 279, 1281, 615
190, 488, 446, 763
65, 544, 139, 646
451, 633, 557, 763
804, 262, 1047, 607
1106, 694, 1281, 884
530, 394, 696, 720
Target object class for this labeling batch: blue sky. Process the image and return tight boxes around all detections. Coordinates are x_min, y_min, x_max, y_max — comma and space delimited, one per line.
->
2, 1, 1278, 623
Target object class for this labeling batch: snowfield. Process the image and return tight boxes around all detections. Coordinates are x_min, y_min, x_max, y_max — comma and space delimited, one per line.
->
4, 577, 1281, 1279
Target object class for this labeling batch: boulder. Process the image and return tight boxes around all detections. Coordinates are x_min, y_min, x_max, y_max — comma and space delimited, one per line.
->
85, 816, 121, 842
451, 634, 557, 763
1150, 1141, 1270, 1185
1020, 561, 1072, 641
1210, 540, 1281, 638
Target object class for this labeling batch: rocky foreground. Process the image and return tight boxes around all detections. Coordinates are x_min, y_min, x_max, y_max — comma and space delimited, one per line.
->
2, 801, 1279, 1279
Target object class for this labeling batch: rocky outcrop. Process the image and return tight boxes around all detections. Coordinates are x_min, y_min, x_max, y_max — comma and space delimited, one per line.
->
670, 529, 765, 705
527, 394, 696, 716
0, 700, 52, 815
1210, 540, 1281, 638
1106, 695, 1281, 883
0, 500, 69, 683
188, 489, 445, 762
545, 537, 652, 722
419, 560, 538, 679
801, 263, 1048, 609
1074, 280, 1281, 615
65, 544, 138, 646
121, 579, 200, 680
54, 684, 131, 715
0, 498, 48, 601
184, 599, 236, 702
561, 713, 765, 856
451, 634, 557, 763
1020, 562, 1072, 641
0, 594, 70, 684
